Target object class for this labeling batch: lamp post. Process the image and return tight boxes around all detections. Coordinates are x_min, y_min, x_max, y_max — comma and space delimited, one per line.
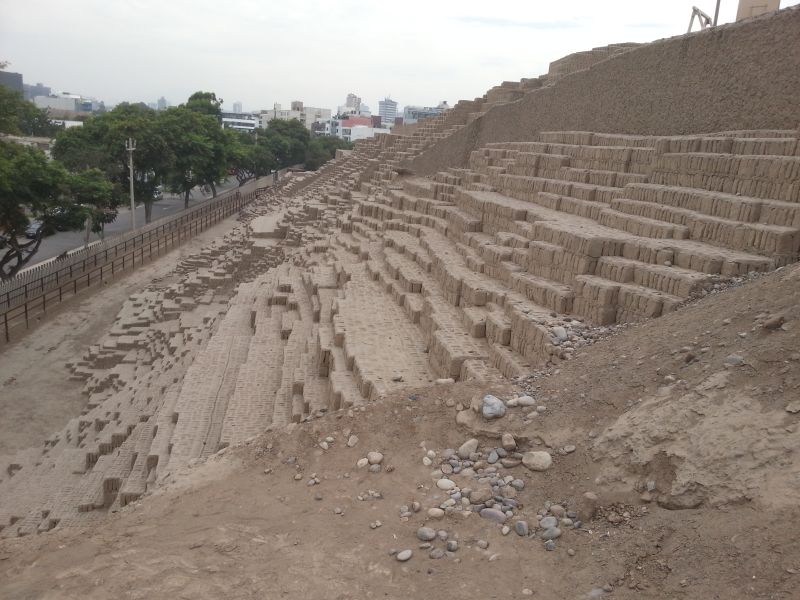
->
713, 0, 721, 25
125, 138, 136, 230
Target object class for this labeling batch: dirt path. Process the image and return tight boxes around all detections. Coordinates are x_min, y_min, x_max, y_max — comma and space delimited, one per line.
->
0, 383, 797, 600
0, 214, 244, 457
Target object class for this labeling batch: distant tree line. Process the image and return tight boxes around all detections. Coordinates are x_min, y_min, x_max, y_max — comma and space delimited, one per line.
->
0, 86, 351, 280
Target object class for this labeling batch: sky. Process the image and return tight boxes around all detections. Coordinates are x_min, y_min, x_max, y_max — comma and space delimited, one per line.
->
1, 0, 798, 113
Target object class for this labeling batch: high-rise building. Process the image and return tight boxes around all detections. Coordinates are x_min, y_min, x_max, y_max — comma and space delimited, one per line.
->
378, 97, 398, 127
157, 96, 168, 111
233, 100, 243, 113
345, 93, 361, 110
0, 71, 23, 94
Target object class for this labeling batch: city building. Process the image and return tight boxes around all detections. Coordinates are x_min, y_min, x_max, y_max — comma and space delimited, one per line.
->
378, 97, 398, 126
346, 93, 361, 109
0, 71, 23, 94
34, 94, 81, 112
157, 96, 168, 111
221, 112, 259, 131
233, 101, 243, 113
260, 101, 332, 130
321, 116, 390, 142
23, 82, 51, 101
736, 0, 780, 20
336, 102, 371, 118
402, 101, 450, 125
33, 92, 101, 114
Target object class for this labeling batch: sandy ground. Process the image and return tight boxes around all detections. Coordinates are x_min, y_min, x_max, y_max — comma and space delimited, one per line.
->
1, 263, 798, 599
0, 213, 243, 457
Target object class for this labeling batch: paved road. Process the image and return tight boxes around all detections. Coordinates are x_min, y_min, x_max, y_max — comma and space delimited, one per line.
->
27, 180, 239, 267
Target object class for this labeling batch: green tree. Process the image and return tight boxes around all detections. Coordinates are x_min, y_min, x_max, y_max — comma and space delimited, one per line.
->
265, 118, 310, 165
185, 91, 223, 120
51, 123, 108, 172
158, 106, 230, 207
52, 103, 172, 224
229, 129, 277, 185
305, 136, 353, 170
68, 168, 118, 240
0, 140, 84, 279
0, 86, 61, 137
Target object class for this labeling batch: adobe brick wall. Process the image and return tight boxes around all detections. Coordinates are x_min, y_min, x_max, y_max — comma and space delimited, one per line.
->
410, 6, 800, 175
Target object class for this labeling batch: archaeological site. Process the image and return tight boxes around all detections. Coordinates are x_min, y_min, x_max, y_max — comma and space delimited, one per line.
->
1, 6, 799, 599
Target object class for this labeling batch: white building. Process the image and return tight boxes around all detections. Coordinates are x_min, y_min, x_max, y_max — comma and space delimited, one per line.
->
233, 101, 243, 113
403, 101, 450, 125
344, 125, 391, 142
321, 117, 390, 142
34, 95, 80, 112
260, 102, 332, 130
222, 112, 259, 131
336, 102, 371, 117
378, 97, 398, 126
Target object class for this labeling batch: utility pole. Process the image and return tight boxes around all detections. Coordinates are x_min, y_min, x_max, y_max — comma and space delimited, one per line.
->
126, 137, 136, 230
713, 0, 721, 25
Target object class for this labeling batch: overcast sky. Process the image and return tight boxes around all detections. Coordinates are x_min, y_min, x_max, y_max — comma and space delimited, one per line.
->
1, 0, 797, 113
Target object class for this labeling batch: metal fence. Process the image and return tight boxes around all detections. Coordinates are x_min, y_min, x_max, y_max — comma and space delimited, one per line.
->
0, 174, 278, 344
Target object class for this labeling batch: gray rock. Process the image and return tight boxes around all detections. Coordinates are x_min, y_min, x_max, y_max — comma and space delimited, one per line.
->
514, 521, 529, 536
368, 464, 382, 473
724, 354, 744, 367
396, 549, 412, 562
540, 527, 562, 540
479, 508, 507, 524
552, 326, 568, 342
482, 395, 507, 419
539, 516, 558, 529
516, 395, 537, 407
446, 540, 458, 552
416, 527, 437, 541
429, 548, 445, 559
522, 451, 553, 472
457, 438, 479, 459
543, 540, 556, 551
469, 485, 494, 505
477, 539, 489, 549
487, 450, 499, 464
510, 479, 525, 491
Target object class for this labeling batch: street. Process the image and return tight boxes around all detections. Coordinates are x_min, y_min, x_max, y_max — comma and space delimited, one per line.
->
26, 179, 239, 267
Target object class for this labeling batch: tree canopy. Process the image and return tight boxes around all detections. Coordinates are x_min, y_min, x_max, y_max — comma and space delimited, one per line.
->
0, 86, 62, 137
0, 140, 87, 279
1, 88, 351, 279
184, 91, 223, 120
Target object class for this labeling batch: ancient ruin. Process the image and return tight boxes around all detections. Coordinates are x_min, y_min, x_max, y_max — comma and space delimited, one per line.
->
1, 7, 799, 599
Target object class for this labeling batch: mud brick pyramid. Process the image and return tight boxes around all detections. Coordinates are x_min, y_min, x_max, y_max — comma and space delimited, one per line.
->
1, 24, 799, 537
